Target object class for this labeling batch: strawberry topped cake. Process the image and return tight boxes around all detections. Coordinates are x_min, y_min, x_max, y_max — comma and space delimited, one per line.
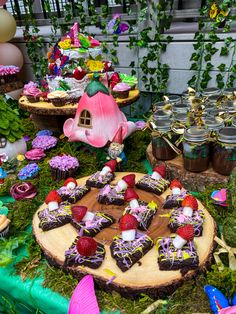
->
57, 177, 90, 204
86, 160, 117, 188
163, 179, 187, 209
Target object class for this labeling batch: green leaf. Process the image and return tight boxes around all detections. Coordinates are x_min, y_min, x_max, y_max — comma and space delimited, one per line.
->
218, 64, 226, 71
190, 63, 198, 71
204, 54, 212, 62
190, 53, 200, 61
206, 62, 214, 70
231, 64, 236, 73
220, 47, 229, 56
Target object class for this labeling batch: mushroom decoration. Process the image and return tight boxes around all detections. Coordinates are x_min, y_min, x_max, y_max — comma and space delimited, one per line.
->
124, 188, 139, 209
71, 205, 95, 222
100, 159, 117, 176
116, 173, 135, 191
172, 224, 194, 249
63, 74, 137, 147
151, 164, 166, 180
63, 177, 78, 190
170, 179, 183, 196
119, 213, 138, 241
181, 195, 198, 217
45, 190, 62, 211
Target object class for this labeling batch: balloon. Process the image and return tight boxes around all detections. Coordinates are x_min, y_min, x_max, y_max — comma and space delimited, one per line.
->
0, 43, 24, 68
0, 0, 8, 6
0, 9, 16, 42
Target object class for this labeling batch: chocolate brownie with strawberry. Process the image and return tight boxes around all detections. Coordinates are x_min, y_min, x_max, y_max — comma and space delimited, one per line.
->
86, 160, 117, 188
57, 177, 90, 204
64, 236, 105, 268
163, 179, 187, 209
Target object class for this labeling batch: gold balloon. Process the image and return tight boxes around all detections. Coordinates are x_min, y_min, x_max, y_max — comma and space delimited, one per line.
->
0, 9, 16, 42
0, 43, 24, 68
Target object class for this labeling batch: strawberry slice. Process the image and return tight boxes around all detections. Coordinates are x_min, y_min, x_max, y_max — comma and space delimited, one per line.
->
176, 224, 194, 242
120, 214, 138, 231
71, 205, 87, 222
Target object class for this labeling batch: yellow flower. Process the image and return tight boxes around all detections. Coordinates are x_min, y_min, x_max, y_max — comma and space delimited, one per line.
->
17, 154, 25, 162
58, 39, 72, 50
59, 133, 65, 139
209, 2, 219, 19
86, 60, 104, 72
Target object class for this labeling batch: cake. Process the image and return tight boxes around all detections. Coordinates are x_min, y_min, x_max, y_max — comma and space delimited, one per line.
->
123, 188, 157, 230
112, 82, 131, 99
97, 174, 135, 205
47, 90, 69, 107
57, 177, 90, 203
23, 81, 41, 103
32, 135, 58, 151
136, 164, 169, 195
49, 155, 79, 181
119, 73, 137, 90
163, 179, 187, 209
110, 214, 153, 272
0, 65, 23, 93
65, 236, 105, 268
70, 205, 115, 237
86, 160, 117, 188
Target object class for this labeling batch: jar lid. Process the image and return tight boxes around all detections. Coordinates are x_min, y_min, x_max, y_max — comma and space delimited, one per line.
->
174, 113, 188, 123
153, 109, 172, 120
218, 127, 236, 144
203, 87, 220, 96
204, 117, 224, 131
155, 119, 172, 132
224, 87, 235, 94
168, 95, 181, 104
153, 101, 165, 109
184, 126, 208, 142
173, 103, 189, 113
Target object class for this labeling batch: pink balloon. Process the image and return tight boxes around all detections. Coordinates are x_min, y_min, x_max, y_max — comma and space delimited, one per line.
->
0, 43, 24, 68
0, 0, 8, 6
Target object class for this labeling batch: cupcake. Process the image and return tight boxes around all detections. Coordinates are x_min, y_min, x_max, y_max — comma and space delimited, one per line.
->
18, 163, 40, 180
25, 148, 46, 162
49, 154, 79, 181
32, 135, 58, 151
47, 90, 69, 107
23, 81, 41, 103
112, 82, 131, 99
119, 73, 137, 90
0, 202, 10, 238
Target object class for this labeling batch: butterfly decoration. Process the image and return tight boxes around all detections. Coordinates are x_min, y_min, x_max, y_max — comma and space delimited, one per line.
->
204, 285, 236, 314
211, 188, 228, 206
107, 14, 129, 34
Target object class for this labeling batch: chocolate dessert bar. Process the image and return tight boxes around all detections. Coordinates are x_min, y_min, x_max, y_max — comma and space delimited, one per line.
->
97, 184, 125, 205
168, 208, 204, 236
38, 202, 72, 231
64, 237, 105, 268
86, 171, 115, 188
57, 185, 90, 204
136, 175, 169, 195
71, 213, 115, 237
123, 201, 157, 231
157, 236, 199, 271
163, 191, 188, 209
110, 232, 153, 272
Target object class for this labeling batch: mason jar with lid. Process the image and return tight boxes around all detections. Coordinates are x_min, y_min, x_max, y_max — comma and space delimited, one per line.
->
212, 127, 236, 176
204, 117, 224, 133
153, 109, 172, 122
183, 127, 210, 172
223, 87, 235, 100
151, 119, 179, 160
152, 101, 166, 112
167, 95, 182, 106
202, 87, 220, 98
173, 102, 189, 114
182, 89, 197, 103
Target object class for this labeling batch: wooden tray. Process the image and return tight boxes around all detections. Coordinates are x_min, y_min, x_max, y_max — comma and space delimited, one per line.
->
33, 172, 216, 298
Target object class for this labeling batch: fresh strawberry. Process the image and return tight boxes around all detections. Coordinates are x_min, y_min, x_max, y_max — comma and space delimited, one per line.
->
71, 205, 87, 222
45, 190, 62, 204
63, 177, 77, 187
120, 214, 138, 231
170, 179, 182, 190
110, 81, 118, 90
73, 67, 87, 80
182, 195, 198, 211
176, 224, 194, 241
153, 163, 166, 178
121, 174, 136, 188
110, 72, 120, 84
104, 159, 117, 172
76, 237, 97, 256
124, 188, 139, 202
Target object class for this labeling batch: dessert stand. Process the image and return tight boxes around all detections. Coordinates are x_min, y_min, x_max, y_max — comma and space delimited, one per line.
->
18, 90, 140, 131
33, 172, 216, 299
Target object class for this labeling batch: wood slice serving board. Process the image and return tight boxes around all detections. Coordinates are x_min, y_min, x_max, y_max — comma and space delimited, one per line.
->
33, 172, 216, 298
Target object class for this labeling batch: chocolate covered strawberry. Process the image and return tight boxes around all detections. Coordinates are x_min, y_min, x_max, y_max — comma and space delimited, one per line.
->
71, 205, 95, 222
110, 72, 120, 89
76, 236, 97, 256
170, 179, 183, 196
45, 190, 62, 211
73, 67, 87, 80
120, 213, 138, 241
182, 195, 198, 217
116, 174, 136, 191
151, 164, 166, 180
124, 188, 139, 209
63, 177, 78, 190
100, 159, 117, 176
172, 224, 194, 249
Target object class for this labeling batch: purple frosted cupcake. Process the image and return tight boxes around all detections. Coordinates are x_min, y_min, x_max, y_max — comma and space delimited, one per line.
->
32, 135, 57, 151
112, 82, 131, 99
49, 154, 79, 180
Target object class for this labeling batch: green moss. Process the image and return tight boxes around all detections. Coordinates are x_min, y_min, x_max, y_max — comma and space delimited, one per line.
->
228, 168, 236, 212
0, 177, 14, 196
222, 214, 236, 247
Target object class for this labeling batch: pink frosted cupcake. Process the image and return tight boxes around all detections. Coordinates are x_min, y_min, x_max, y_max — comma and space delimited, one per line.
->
23, 81, 41, 103
49, 154, 79, 181
112, 82, 131, 99
25, 148, 46, 162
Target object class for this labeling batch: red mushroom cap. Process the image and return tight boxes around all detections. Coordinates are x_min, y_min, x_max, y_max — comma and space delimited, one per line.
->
63, 177, 78, 187
71, 205, 87, 222
170, 179, 182, 190
45, 190, 62, 204
124, 188, 139, 202
121, 174, 136, 188
76, 237, 98, 256
104, 159, 117, 172
119, 214, 138, 231
176, 224, 194, 242
153, 163, 166, 178
181, 195, 198, 211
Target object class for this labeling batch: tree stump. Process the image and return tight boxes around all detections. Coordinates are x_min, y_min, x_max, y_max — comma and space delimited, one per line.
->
33, 172, 216, 299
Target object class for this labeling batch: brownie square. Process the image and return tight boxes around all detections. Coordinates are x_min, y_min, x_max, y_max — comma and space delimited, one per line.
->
86, 171, 115, 188
157, 236, 199, 271
97, 184, 125, 205
163, 191, 188, 209
71, 212, 115, 237
64, 237, 105, 269
168, 208, 204, 236
123, 201, 157, 231
57, 185, 90, 204
38, 202, 72, 231
136, 175, 169, 195
110, 232, 153, 272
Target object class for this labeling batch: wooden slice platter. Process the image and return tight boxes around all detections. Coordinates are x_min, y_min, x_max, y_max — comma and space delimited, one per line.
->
33, 172, 216, 298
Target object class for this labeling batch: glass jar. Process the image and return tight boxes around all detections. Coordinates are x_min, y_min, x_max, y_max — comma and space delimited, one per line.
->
204, 117, 224, 133
173, 113, 189, 124
223, 88, 235, 100
202, 87, 220, 98
153, 109, 172, 122
226, 100, 236, 114
173, 102, 189, 114
167, 95, 182, 106
232, 116, 236, 127
182, 90, 197, 103
152, 120, 179, 160
183, 127, 210, 172
152, 101, 166, 112
213, 127, 236, 176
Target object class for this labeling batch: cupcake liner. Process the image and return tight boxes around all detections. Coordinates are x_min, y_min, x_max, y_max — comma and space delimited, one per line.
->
50, 166, 79, 181
0, 225, 9, 238
112, 90, 129, 99
27, 95, 40, 103
50, 97, 68, 107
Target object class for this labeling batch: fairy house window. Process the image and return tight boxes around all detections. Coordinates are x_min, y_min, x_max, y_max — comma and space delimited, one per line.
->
0, 137, 7, 148
78, 110, 92, 128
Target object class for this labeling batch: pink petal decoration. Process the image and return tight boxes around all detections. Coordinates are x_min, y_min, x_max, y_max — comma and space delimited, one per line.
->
68, 275, 100, 314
